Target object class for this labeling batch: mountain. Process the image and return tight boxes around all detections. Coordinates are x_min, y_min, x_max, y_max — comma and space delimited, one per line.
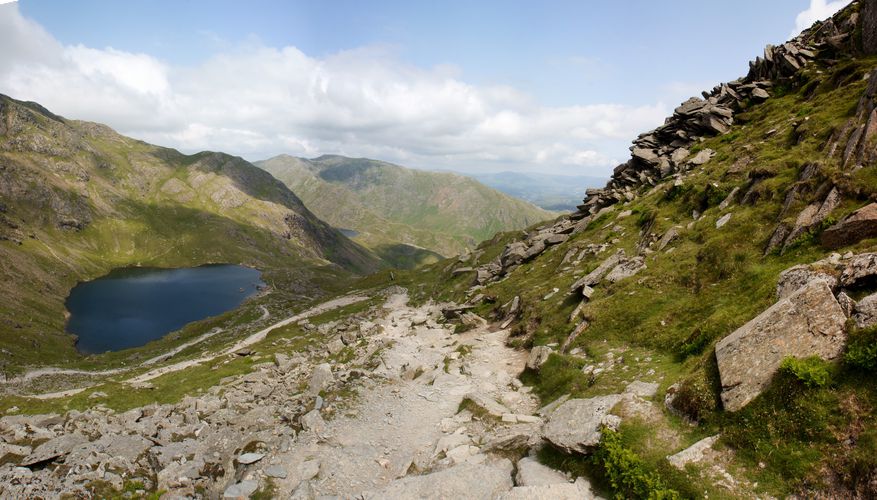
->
366, 3, 877, 497
470, 171, 607, 211
0, 94, 380, 368
256, 154, 558, 263
5, 3, 877, 499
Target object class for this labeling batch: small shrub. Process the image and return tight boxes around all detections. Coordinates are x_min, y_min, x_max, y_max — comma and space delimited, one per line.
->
591, 428, 680, 500
779, 356, 832, 388
845, 326, 877, 372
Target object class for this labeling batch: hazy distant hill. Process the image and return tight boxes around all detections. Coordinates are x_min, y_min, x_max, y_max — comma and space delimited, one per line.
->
470, 171, 607, 211
257, 155, 558, 264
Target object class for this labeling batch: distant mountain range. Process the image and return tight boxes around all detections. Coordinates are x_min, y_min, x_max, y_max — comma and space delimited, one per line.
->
256, 155, 558, 265
469, 171, 607, 211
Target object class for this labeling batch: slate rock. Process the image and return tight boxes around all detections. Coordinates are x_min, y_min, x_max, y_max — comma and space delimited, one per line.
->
223, 480, 259, 498
526, 346, 553, 371
515, 457, 568, 486
715, 280, 847, 411
543, 395, 623, 453
307, 363, 334, 395
822, 203, 877, 249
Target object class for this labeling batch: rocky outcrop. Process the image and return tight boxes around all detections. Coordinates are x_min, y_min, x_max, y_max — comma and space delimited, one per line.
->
542, 395, 623, 453
822, 203, 877, 249
715, 280, 847, 412
473, 219, 577, 285
572, 4, 860, 220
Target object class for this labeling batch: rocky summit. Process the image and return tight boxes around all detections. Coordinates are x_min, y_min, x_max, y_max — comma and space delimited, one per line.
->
4, 1, 877, 499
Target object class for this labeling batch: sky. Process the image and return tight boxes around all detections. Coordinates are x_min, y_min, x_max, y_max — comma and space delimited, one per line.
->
0, 0, 853, 176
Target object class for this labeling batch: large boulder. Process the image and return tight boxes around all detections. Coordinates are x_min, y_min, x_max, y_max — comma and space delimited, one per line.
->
821, 203, 877, 249
715, 280, 847, 411
542, 395, 623, 453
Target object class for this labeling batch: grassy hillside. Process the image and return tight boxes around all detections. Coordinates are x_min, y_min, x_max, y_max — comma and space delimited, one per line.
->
256, 154, 558, 264
351, 9, 877, 497
0, 95, 380, 370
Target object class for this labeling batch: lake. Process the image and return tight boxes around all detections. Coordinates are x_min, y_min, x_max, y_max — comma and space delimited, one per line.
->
65, 264, 264, 354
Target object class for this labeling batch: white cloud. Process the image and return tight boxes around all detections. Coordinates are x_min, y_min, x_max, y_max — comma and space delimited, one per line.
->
0, 3, 668, 175
793, 0, 852, 36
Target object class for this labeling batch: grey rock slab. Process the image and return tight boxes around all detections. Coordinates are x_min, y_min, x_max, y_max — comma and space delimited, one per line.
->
775, 264, 838, 300
715, 213, 732, 229
667, 435, 720, 470
526, 346, 553, 370
300, 410, 327, 435
839, 253, 877, 287
499, 478, 598, 500
359, 460, 514, 499
223, 479, 259, 498
543, 395, 623, 453
715, 280, 847, 411
265, 465, 287, 479
20, 433, 88, 467
515, 457, 569, 486
604, 256, 646, 283
463, 392, 511, 417
822, 203, 877, 249
689, 148, 716, 166
237, 452, 264, 465
307, 363, 334, 395
625, 381, 659, 398
853, 293, 877, 329
570, 249, 626, 292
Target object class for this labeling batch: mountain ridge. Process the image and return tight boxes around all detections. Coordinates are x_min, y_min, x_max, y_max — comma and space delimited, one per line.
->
0, 94, 381, 368
256, 154, 558, 262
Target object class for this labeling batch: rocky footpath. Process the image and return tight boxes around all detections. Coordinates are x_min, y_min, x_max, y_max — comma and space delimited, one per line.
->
0, 290, 642, 499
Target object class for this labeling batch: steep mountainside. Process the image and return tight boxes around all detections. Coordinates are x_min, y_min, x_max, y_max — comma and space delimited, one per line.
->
0, 95, 380, 368
471, 171, 606, 211
356, 2, 877, 497
256, 155, 557, 262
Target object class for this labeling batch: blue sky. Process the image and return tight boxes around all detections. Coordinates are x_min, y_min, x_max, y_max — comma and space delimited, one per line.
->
0, 0, 852, 175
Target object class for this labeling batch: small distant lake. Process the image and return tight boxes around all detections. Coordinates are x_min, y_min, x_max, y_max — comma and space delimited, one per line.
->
338, 228, 359, 237
66, 264, 264, 354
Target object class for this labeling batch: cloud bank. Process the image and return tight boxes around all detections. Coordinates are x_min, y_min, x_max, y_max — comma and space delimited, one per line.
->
0, 3, 673, 175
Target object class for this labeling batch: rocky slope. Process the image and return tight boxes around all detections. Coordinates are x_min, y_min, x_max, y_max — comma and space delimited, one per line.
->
256, 155, 557, 264
364, 1, 877, 496
0, 96, 381, 369
4, 1, 877, 499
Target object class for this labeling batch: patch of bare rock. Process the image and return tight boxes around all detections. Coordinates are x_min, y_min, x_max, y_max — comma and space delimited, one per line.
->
715, 252, 877, 411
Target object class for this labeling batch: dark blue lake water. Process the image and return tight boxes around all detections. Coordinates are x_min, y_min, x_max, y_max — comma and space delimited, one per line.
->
66, 265, 263, 354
